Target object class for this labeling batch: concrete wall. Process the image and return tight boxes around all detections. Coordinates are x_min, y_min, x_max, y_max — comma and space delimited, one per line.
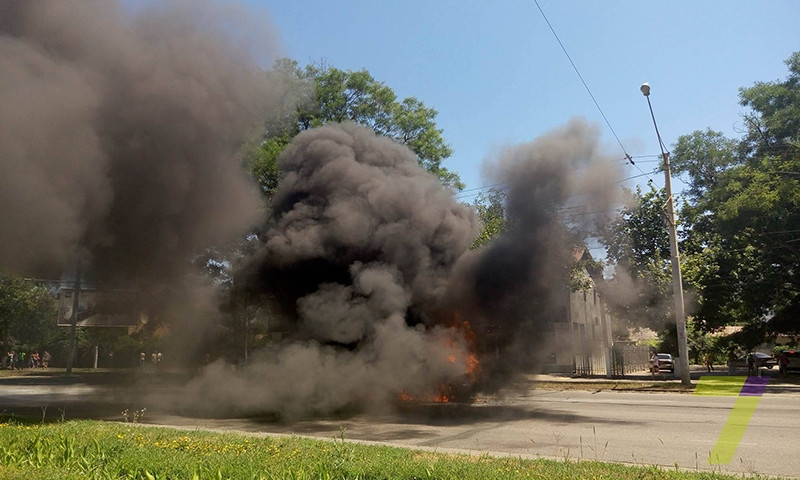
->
541, 282, 614, 376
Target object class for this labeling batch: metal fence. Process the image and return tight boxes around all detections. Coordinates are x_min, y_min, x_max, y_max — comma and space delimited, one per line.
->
611, 343, 652, 376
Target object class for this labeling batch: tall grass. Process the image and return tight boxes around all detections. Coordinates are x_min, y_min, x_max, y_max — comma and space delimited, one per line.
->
0, 419, 774, 480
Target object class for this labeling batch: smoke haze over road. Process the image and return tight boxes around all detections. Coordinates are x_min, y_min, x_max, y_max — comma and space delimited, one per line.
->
1, 1, 623, 417
184, 119, 621, 416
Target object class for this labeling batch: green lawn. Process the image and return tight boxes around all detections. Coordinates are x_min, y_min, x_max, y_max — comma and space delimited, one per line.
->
0, 367, 118, 378
0, 419, 777, 480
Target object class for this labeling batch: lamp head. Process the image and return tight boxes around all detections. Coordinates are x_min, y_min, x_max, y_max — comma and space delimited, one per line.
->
640, 83, 651, 96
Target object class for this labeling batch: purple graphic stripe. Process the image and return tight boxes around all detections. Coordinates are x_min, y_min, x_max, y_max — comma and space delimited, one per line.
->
740, 376, 769, 396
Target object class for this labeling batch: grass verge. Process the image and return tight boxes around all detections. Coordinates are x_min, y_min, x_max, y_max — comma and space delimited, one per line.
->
530, 380, 695, 393
0, 419, 777, 480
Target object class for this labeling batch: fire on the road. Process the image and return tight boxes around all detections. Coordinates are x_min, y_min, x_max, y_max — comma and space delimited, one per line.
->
397, 320, 482, 403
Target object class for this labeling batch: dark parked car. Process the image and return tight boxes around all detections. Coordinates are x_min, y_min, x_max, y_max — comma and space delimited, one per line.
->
778, 350, 800, 374
732, 352, 777, 370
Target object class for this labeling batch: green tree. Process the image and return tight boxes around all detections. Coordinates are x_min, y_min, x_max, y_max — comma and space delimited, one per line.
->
698, 155, 800, 334
0, 272, 58, 352
471, 188, 507, 249
670, 52, 800, 336
671, 129, 740, 202
599, 186, 673, 332
245, 59, 462, 197
739, 51, 800, 158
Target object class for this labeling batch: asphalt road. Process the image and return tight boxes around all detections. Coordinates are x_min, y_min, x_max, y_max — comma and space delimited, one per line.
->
1, 372, 798, 478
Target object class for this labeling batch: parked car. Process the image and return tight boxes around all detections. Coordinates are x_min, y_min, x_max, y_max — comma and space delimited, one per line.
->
753, 352, 777, 369
656, 353, 674, 373
778, 350, 800, 374
731, 352, 777, 370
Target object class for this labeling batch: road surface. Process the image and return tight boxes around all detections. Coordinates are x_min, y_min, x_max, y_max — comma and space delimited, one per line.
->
1, 372, 797, 478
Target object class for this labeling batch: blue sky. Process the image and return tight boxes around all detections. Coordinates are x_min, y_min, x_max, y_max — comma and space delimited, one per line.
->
257, 0, 799, 199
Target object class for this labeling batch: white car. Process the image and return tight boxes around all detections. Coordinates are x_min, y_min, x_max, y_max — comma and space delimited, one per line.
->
656, 353, 674, 373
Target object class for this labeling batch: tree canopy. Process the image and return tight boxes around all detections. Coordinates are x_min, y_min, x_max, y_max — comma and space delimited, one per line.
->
599, 187, 673, 331
471, 188, 507, 250
0, 273, 58, 351
245, 59, 462, 198
604, 52, 800, 340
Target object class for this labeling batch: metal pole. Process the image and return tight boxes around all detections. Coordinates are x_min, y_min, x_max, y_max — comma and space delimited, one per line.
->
601, 297, 614, 379
661, 150, 690, 385
65, 260, 81, 374
643, 90, 691, 385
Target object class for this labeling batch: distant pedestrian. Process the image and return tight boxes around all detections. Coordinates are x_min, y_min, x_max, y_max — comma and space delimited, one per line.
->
747, 353, 756, 375
139, 352, 146, 367
650, 352, 660, 377
41, 351, 51, 369
779, 352, 789, 374
704, 352, 714, 372
727, 350, 736, 375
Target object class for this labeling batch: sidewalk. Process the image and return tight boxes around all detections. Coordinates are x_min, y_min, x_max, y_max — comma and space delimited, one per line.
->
529, 364, 800, 388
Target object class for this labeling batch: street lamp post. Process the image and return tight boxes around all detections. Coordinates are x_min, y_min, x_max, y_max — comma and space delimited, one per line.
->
640, 83, 691, 386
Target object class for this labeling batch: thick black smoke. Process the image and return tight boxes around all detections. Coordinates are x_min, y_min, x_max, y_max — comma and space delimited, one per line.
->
182, 124, 481, 416
0, 0, 284, 284
253, 123, 478, 331
443, 119, 621, 388
183, 119, 621, 416
0, 1, 623, 417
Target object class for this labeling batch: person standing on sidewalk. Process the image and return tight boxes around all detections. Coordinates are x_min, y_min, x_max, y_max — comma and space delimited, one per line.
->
650, 352, 660, 377
727, 349, 737, 375
704, 351, 714, 372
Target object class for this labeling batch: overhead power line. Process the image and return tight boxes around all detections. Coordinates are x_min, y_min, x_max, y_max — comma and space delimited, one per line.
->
455, 160, 661, 201
533, 0, 632, 164
532, 0, 661, 186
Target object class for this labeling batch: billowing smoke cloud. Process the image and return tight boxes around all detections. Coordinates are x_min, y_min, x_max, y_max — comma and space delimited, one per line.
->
443, 119, 621, 387
0, 0, 285, 283
183, 124, 481, 416
0, 1, 624, 418
255, 123, 478, 323
183, 119, 621, 417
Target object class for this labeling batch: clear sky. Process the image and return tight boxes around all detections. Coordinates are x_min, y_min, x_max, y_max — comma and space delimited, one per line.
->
256, 0, 799, 200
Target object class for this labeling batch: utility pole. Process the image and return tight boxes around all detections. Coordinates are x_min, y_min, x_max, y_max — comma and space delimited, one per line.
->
601, 297, 614, 379
640, 83, 691, 386
66, 260, 81, 374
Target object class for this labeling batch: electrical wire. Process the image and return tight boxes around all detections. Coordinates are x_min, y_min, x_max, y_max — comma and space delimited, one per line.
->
616, 169, 660, 184
532, 0, 659, 187
455, 160, 662, 201
533, 1, 632, 163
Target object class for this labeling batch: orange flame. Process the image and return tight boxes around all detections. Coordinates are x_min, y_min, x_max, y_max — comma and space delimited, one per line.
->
396, 317, 482, 404
397, 382, 453, 403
